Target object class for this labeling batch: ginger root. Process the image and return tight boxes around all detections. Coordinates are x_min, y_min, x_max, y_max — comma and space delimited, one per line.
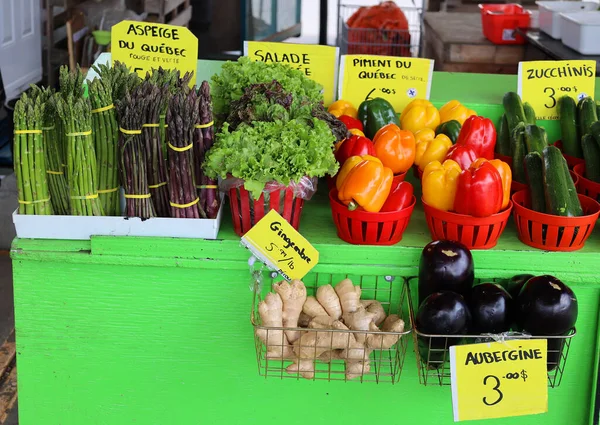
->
334, 279, 362, 314
343, 306, 378, 344
255, 292, 293, 359
361, 300, 386, 326
273, 279, 307, 343
298, 312, 311, 328
316, 285, 342, 319
302, 296, 329, 318
366, 314, 406, 350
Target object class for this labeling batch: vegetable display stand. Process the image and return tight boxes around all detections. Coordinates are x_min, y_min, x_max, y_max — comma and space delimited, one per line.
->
228, 185, 305, 236
329, 189, 416, 245
574, 164, 600, 202
422, 200, 513, 249
555, 140, 585, 170
512, 190, 600, 251
407, 278, 576, 387
252, 273, 411, 383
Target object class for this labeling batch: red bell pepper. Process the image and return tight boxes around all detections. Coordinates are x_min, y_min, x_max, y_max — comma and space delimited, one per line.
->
444, 144, 478, 170
338, 115, 364, 132
380, 181, 413, 212
456, 116, 497, 160
335, 135, 375, 165
454, 161, 503, 217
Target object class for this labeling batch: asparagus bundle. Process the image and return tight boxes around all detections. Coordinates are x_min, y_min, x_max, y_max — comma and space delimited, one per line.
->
88, 77, 120, 216
93, 61, 141, 104
13, 93, 53, 215
58, 66, 85, 177
194, 81, 220, 219
56, 94, 103, 216
166, 90, 201, 218
117, 90, 155, 218
29, 86, 70, 215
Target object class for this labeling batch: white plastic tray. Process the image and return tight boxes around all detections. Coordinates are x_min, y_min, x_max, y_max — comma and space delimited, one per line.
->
537, 1, 598, 39
561, 11, 600, 55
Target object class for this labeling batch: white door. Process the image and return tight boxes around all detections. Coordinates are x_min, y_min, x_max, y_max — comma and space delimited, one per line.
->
0, 0, 42, 100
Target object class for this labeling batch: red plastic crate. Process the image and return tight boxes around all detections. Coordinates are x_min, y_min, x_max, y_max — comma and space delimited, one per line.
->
479, 4, 531, 45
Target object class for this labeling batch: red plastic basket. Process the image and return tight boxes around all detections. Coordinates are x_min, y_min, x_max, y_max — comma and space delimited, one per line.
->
512, 190, 600, 251
479, 4, 531, 45
329, 189, 415, 245
555, 140, 585, 170
229, 185, 305, 236
574, 163, 600, 202
422, 200, 513, 249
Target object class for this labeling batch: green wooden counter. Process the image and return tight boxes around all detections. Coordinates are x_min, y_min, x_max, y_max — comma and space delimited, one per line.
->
10, 72, 600, 425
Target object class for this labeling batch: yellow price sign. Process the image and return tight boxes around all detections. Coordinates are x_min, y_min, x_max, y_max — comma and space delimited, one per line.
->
450, 339, 548, 422
240, 210, 319, 281
338, 55, 434, 114
244, 41, 339, 106
111, 21, 198, 86
518, 60, 596, 120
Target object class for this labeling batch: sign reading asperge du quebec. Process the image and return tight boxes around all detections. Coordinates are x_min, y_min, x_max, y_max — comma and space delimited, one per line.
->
450, 339, 548, 422
338, 54, 434, 114
111, 20, 198, 86
244, 41, 339, 106
240, 210, 319, 281
518, 60, 596, 121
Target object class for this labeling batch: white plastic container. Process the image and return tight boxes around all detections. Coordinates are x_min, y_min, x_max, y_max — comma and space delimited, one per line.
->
561, 11, 600, 55
536, 1, 598, 39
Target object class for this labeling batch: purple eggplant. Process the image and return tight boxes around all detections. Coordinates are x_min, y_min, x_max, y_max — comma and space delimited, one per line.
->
469, 283, 513, 334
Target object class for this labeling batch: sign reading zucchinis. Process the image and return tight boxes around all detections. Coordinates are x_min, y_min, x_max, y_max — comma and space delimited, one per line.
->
338, 55, 434, 114
518, 60, 596, 120
244, 41, 339, 106
111, 20, 198, 86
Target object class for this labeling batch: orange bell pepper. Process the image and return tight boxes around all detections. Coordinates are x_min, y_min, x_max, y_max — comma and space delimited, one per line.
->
328, 100, 358, 119
400, 99, 441, 134
336, 155, 393, 212
471, 158, 512, 210
372, 123, 416, 174
439, 100, 477, 126
422, 159, 462, 212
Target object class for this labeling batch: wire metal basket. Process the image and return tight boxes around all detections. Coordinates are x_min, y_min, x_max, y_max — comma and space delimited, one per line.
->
337, 2, 424, 58
251, 272, 412, 383
406, 277, 576, 387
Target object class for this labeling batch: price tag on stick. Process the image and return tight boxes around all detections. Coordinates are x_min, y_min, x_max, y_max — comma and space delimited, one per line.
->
338, 55, 434, 114
450, 339, 548, 422
518, 60, 596, 121
240, 210, 319, 281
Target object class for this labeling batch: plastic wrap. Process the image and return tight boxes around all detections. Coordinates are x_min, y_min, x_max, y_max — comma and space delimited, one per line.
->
219, 176, 318, 201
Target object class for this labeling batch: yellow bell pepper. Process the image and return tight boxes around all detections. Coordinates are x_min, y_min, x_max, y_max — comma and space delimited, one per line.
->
400, 99, 440, 134
348, 128, 365, 137
439, 100, 477, 126
414, 128, 435, 145
422, 159, 462, 212
328, 100, 358, 119
415, 134, 453, 171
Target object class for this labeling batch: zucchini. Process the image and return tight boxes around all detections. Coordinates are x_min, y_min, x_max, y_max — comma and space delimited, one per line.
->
503, 92, 527, 132
524, 124, 548, 155
542, 145, 583, 217
581, 134, 600, 183
523, 102, 537, 125
590, 121, 600, 145
577, 96, 598, 139
559, 96, 581, 158
496, 114, 511, 156
524, 152, 545, 213
596, 100, 600, 122
511, 122, 527, 184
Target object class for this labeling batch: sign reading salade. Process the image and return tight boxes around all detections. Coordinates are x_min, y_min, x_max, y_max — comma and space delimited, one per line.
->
240, 210, 319, 281
450, 339, 548, 422
244, 41, 339, 106
111, 20, 198, 86
338, 54, 434, 114
518, 60, 596, 121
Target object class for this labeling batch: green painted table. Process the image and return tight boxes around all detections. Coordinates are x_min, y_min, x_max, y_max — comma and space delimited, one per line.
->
10, 72, 600, 425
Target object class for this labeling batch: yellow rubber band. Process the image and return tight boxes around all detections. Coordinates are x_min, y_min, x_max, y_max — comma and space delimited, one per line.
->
197, 185, 218, 189
91, 104, 114, 113
142, 123, 167, 128
149, 181, 167, 189
170, 198, 199, 209
168, 142, 193, 152
47, 170, 64, 175
98, 187, 119, 194
18, 197, 50, 205
120, 127, 142, 135
14, 129, 42, 135
124, 193, 151, 199
195, 121, 214, 129
71, 193, 98, 200
66, 130, 92, 137
42, 126, 55, 131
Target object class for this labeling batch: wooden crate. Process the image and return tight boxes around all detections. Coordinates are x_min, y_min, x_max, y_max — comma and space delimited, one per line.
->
423, 12, 525, 74
144, 0, 192, 27
0, 330, 16, 425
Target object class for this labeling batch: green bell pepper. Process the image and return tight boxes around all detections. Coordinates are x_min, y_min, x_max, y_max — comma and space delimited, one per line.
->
358, 97, 400, 139
435, 120, 462, 144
